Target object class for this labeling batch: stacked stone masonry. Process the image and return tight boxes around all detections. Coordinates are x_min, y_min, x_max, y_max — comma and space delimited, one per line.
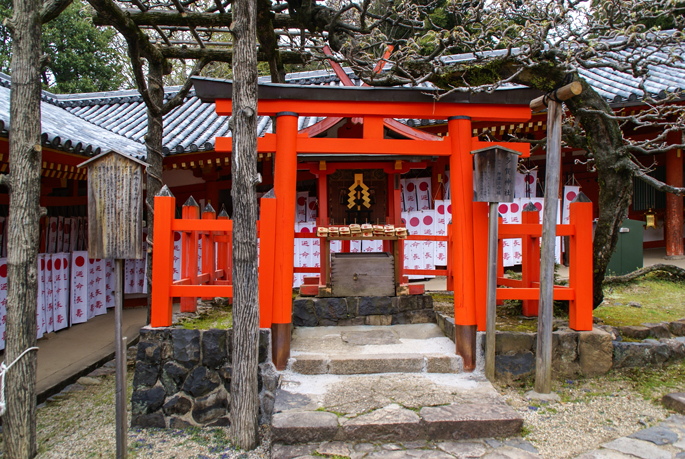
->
292, 295, 435, 327
434, 313, 685, 381
131, 327, 276, 428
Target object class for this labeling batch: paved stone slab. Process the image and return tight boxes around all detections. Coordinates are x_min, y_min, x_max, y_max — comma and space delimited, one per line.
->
367, 451, 454, 458
342, 405, 421, 441
602, 437, 671, 459
341, 329, 400, 345
421, 403, 523, 440
574, 450, 636, 459
628, 425, 679, 445
503, 439, 538, 454
437, 440, 487, 457
484, 446, 541, 458
426, 355, 463, 373
271, 443, 317, 459
271, 411, 340, 444
273, 389, 318, 413
316, 441, 351, 457
663, 393, 685, 414
328, 354, 425, 374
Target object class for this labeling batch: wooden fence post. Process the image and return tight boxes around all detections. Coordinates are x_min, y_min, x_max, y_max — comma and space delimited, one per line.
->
201, 203, 216, 301
522, 203, 540, 316
151, 187, 176, 327
473, 201, 489, 331
216, 204, 230, 283
181, 196, 200, 312
569, 192, 593, 331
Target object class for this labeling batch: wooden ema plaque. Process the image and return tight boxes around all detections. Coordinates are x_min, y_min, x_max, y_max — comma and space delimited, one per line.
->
79, 150, 148, 260
471, 145, 521, 203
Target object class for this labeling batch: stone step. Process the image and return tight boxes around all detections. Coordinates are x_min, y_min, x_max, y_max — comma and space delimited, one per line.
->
271, 372, 523, 445
291, 353, 462, 375
289, 324, 465, 375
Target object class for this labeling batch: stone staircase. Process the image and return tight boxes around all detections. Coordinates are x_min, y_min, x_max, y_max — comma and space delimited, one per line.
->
270, 324, 524, 449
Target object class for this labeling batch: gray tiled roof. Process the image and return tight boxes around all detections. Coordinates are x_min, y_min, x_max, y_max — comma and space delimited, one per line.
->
0, 73, 147, 159
1, 50, 685, 160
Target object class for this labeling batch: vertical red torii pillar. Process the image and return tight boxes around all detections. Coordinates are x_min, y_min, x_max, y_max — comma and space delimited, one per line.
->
271, 112, 299, 370
448, 116, 478, 371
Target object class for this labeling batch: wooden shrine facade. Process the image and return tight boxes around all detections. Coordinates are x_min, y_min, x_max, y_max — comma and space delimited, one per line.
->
149, 77, 595, 371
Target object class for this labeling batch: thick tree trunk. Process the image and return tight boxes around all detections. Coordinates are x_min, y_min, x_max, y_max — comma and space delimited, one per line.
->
565, 78, 633, 308
145, 62, 165, 325
230, 0, 260, 448
4, 0, 43, 457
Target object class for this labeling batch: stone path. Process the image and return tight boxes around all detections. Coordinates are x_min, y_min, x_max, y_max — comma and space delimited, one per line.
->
272, 438, 543, 458
575, 415, 685, 459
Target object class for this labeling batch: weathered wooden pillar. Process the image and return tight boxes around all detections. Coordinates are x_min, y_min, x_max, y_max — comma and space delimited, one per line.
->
665, 146, 684, 259
271, 112, 298, 370
448, 116, 477, 372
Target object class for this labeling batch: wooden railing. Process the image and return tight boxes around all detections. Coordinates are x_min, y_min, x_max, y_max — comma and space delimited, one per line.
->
494, 199, 593, 331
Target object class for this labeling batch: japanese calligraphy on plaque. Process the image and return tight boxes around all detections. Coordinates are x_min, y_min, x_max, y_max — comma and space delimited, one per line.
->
78, 151, 149, 260
471, 146, 522, 203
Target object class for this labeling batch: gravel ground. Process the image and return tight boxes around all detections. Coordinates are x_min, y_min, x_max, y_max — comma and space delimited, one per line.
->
498, 377, 675, 459
2, 357, 682, 458
1, 368, 272, 459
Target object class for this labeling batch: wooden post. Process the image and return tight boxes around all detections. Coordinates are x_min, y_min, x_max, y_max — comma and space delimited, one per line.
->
181, 196, 200, 312
448, 116, 477, 372
521, 203, 540, 316
665, 143, 684, 258
485, 202, 498, 381
536, 99, 562, 394
271, 112, 298, 370
151, 189, 176, 327
569, 193, 593, 331
533, 82, 582, 395
114, 258, 127, 459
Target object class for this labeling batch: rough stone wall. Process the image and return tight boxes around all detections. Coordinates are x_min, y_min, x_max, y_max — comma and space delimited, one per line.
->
292, 295, 435, 327
131, 327, 277, 428
436, 312, 685, 381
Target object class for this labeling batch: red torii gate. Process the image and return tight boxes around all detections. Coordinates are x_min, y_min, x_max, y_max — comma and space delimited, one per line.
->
151, 78, 593, 371
194, 78, 536, 370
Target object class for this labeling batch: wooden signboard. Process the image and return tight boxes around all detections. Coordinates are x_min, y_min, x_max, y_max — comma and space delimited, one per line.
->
471, 146, 521, 203
79, 150, 148, 260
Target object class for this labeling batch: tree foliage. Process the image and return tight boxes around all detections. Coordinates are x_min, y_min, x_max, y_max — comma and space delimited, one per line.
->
0, 0, 126, 93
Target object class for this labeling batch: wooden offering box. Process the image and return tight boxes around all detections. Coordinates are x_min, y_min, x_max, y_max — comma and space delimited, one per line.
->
331, 252, 395, 297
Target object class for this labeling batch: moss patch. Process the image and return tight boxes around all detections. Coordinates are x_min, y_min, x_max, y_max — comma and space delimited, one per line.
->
180, 303, 233, 330
596, 274, 685, 327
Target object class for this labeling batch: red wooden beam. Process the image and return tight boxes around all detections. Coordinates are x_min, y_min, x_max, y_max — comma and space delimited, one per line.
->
217, 99, 531, 121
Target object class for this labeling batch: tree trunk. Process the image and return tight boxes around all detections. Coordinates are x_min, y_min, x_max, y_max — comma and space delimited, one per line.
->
230, 0, 260, 448
565, 78, 633, 308
5, 0, 43, 457
145, 62, 165, 325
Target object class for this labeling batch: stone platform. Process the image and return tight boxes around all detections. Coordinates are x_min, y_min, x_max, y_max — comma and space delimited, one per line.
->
292, 294, 435, 327
271, 324, 523, 448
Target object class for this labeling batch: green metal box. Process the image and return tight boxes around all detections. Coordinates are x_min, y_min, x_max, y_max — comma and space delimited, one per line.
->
606, 219, 645, 276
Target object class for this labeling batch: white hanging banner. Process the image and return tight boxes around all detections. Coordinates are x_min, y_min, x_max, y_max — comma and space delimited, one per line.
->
53, 253, 70, 331
0, 258, 7, 350
173, 232, 182, 281
92, 259, 107, 316
443, 171, 451, 200
434, 200, 449, 266
124, 259, 136, 294
37, 255, 46, 339
105, 259, 115, 308
415, 178, 432, 210
401, 179, 418, 212
562, 186, 581, 224
307, 197, 318, 222
62, 219, 72, 253
56, 217, 64, 256
498, 203, 515, 267
420, 210, 436, 278
45, 256, 55, 332
296, 192, 308, 223
48, 217, 58, 254
515, 171, 538, 198
70, 252, 88, 324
